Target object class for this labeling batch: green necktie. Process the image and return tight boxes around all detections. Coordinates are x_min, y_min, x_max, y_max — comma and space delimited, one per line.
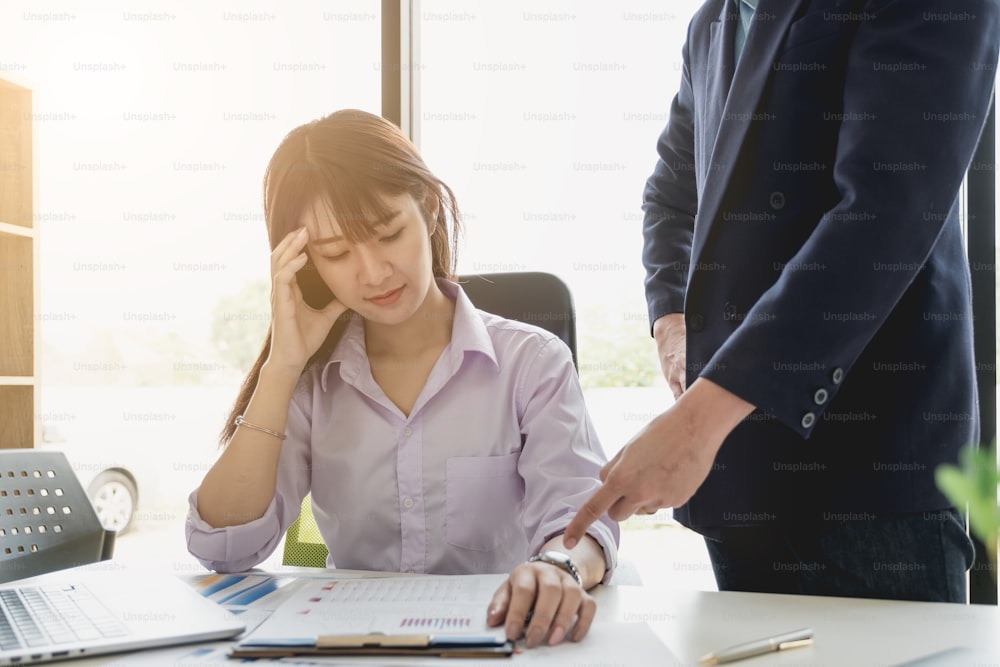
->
734, 0, 758, 65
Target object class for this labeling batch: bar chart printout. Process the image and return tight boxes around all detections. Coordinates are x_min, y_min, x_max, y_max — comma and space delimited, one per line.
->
237, 574, 510, 645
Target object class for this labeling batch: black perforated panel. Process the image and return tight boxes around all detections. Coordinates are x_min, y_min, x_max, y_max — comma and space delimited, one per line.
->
0, 450, 114, 583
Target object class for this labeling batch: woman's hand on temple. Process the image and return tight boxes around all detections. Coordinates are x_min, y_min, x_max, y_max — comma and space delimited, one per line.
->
486, 561, 596, 648
267, 227, 346, 373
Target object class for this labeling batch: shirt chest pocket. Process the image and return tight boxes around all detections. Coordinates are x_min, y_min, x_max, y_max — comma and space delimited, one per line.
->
446, 452, 525, 552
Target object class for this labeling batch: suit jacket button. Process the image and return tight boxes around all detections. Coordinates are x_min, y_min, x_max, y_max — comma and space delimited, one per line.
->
687, 313, 705, 332
832, 368, 844, 384
813, 388, 829, 405
801, 412, 816, 429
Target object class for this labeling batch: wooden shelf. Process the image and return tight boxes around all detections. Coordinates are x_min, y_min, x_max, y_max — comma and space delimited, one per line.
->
0, 79, 33, 229
0, 386, 34, 450
0, 234, 33, 377
0, 376, 34, 385
0, 221, 34, 238
0, 75, 37, 449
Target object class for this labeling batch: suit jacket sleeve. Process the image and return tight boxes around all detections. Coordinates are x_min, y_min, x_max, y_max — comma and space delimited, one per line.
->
701, 0, 1000, 436
642, 26, 699, 332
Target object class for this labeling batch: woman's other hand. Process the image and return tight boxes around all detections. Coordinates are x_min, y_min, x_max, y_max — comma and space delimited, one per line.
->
486, 560, 596, 648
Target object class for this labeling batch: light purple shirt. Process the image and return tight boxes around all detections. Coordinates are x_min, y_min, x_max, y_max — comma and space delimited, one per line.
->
186, 280, 619, 581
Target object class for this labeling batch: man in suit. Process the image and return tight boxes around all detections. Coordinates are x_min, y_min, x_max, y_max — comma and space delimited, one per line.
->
565, 0, 1000, 601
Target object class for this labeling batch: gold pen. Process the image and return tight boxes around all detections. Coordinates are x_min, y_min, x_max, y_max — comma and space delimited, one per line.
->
699, 627, 814, 664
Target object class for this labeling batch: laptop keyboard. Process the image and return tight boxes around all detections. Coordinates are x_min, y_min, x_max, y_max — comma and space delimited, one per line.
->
0, 585, 128, 650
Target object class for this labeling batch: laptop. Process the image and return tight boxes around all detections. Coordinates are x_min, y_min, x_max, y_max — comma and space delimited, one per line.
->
0, 449, 243, 664
0, 562, 245, 665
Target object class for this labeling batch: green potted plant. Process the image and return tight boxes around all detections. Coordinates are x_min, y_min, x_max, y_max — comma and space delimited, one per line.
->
935, 442, 999, 575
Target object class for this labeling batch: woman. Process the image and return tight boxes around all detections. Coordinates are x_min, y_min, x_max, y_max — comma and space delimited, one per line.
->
185, 109, 619, 648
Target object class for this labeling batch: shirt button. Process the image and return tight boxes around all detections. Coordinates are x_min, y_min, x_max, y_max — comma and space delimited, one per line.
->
403, 427, 412, 437
813, 388, 829, 405
832, 368, 844, 384
402, 497, 414, 509
801, 412, 816, 429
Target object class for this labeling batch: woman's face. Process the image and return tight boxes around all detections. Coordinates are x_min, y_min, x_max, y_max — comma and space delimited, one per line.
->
300, 191, 438, 325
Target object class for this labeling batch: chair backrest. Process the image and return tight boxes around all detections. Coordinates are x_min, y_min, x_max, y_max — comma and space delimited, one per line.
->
457, 271, 577, 369
282, 271, 577, 567
0, 449, 115, 583
282, 495, 330, 568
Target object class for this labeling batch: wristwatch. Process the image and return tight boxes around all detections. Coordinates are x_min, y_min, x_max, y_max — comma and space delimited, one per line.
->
528, 550, 583, 586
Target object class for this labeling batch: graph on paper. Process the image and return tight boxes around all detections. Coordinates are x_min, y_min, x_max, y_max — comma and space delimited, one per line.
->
240, 573, 509, 643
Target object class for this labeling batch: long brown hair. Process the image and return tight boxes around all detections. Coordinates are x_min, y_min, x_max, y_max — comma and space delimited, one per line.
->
220, 109, 462, 444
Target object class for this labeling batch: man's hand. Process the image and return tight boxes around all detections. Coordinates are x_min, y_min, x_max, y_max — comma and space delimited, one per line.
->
653, 313, 687, 399
562, 378, 755, 547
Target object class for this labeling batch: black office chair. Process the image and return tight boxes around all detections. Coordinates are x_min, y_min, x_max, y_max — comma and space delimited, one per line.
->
0, 450, 116, 583
457, 271, 578, 369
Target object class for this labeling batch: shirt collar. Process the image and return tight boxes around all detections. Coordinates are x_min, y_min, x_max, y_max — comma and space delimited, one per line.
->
439, 278, 499, 372
318, 278, 498, 391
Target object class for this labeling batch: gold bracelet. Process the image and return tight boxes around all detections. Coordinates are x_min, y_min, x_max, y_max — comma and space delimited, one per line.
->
234, 415, 287, 440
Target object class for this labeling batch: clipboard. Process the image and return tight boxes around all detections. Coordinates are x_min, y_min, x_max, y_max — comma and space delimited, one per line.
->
227, 574, 515, 658
229, 632, 514, 658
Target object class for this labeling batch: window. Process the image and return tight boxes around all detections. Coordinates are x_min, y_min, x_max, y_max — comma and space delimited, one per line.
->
417, 0, 703, 421
0, 0, 380, 569
416, 0, 712, 588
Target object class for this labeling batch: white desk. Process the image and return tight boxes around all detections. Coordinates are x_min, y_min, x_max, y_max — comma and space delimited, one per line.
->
76, 568, 1000, 666
599, 585, 1000, 665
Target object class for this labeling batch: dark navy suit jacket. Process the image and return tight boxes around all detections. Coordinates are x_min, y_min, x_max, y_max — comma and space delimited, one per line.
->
642, 0, 1000, 531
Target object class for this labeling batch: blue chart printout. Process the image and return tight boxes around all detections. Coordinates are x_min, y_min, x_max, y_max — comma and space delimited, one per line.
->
192, 573, 293, 607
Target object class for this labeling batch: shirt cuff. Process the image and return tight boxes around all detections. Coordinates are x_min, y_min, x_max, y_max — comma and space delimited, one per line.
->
185, 488, 284, 573
535, 516, 620, 586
